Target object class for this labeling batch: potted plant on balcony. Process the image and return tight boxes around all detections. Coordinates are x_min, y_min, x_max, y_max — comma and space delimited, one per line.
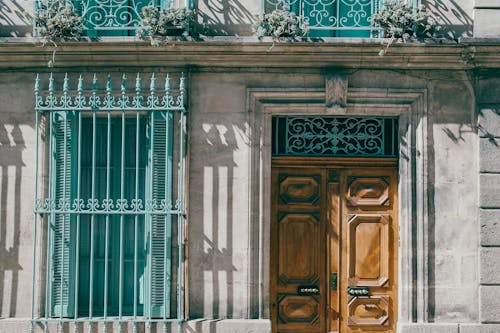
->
137, 6, 195, 45
34, 0, 83, 66
371, 1, 439, 55
252, 4, 308, 48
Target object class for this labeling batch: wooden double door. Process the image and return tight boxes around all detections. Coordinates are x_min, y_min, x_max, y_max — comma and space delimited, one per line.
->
270, 160, 398, 333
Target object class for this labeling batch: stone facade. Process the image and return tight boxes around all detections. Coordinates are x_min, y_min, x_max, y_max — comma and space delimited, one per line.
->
0, 0, 499, 332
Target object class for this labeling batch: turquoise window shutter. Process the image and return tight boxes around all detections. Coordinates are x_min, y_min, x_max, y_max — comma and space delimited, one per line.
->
145, 111, 174, 318
50, 111, 76, 317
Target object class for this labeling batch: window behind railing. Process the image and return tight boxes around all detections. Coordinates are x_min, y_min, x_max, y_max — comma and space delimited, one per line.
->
34, 0, 191, 37
263, 0, 384, 37
31, 73, 187, 332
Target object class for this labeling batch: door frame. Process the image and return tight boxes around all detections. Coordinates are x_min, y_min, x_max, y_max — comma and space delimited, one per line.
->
247, 87, 430, 327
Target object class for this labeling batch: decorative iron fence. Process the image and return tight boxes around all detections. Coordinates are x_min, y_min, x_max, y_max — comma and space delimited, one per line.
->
31, 73, 187, 333
34, 0, 191, 36
263, 0, 384, 37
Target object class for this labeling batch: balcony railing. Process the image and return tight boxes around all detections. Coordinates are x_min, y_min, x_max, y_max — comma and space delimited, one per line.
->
34, 0, 191, 37
263, 0, 384, 37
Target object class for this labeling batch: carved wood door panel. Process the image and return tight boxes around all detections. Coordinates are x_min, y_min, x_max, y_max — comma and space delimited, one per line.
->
270, 167, 327, 333
271, 164, 397, 333
340, 168, 398, 333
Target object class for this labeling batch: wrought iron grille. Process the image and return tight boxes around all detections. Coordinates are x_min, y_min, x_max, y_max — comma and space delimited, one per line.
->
78, 0, 156, 34
34, 0, 191, 36
272, 116, 398, 157
263, 0, 383, 37
31, 73, 187, 333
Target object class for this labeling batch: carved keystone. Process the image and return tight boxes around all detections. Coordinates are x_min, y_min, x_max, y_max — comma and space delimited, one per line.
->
325, 73, 348, 111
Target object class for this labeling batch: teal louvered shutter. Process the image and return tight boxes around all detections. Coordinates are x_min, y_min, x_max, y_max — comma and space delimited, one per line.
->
146, 111, 174, 318
51, 111, 76, 317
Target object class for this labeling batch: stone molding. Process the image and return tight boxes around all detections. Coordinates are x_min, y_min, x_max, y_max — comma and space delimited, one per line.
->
1, 38, 500, 69
247, 86, 429, 323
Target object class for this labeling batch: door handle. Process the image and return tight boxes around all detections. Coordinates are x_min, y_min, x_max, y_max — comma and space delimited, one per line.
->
330, 272, 338, 291
347, 286, 370, 296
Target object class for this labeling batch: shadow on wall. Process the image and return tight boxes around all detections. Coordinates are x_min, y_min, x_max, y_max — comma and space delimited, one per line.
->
0, 124, 25, 317
0, 0, 33, 37
189, 118, 257, 319
423, 0, 473, 39
193, 0, 255, 36
478, 109, 500, 146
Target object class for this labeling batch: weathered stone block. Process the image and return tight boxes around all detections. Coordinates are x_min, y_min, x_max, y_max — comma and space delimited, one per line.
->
475, 0, 500, 8
480, 138, 500, 172
461, 324, 500, 333
397, 323, 458, 333
480, 209, 500, 246
480, 248, 500, 284
480, 286, 500, 323
480, 174, 500, 207
479, 109, 500, 138
474, 10, 500, 38
185, 319, 271, 333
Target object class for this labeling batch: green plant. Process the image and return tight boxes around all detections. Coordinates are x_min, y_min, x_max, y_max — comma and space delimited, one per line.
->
34, 0, 83, 66
371, 1, 439, 55
34, 0, 83, 41
136, 6, 194, 44
253, 4, 308, 43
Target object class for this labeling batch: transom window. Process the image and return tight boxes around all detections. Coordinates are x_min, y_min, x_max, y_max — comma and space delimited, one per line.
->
272, 116, 399, 157
32, 73, 187, 330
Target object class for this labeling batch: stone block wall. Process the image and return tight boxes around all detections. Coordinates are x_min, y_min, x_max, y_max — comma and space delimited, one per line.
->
474, 1, 500, 38
478, 109, 500, 324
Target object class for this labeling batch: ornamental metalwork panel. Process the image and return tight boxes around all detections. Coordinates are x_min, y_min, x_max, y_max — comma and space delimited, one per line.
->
35, 72, 185, 111
34, 0, 190, 35
31, 73, 188, 331
272, 116, 398, 157
78, 0, 156, 32
264, 0, 383, 35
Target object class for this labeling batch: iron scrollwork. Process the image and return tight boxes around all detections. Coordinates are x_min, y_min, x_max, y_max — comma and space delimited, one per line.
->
273, 116, 398, 157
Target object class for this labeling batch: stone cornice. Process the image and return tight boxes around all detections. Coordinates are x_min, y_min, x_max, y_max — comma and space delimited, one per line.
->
1, 37, 500, 70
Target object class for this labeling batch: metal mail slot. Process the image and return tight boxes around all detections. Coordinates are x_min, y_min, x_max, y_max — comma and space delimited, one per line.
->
297, 285, 320, 295
347, 287, 370, 296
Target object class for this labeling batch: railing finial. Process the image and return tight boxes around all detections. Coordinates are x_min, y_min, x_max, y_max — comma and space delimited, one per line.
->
106, 73, 112, 95
135, 73, 141, 94
150, 72, 156, 95
35, 74, 40, 95
63, 73, 69, 95
121, 74, 127, 94
92, 73, 98, 92
180, 73, 185, 95
78, 75, 84, 95
48, 73, 54, 95
165, 74, 171, 94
